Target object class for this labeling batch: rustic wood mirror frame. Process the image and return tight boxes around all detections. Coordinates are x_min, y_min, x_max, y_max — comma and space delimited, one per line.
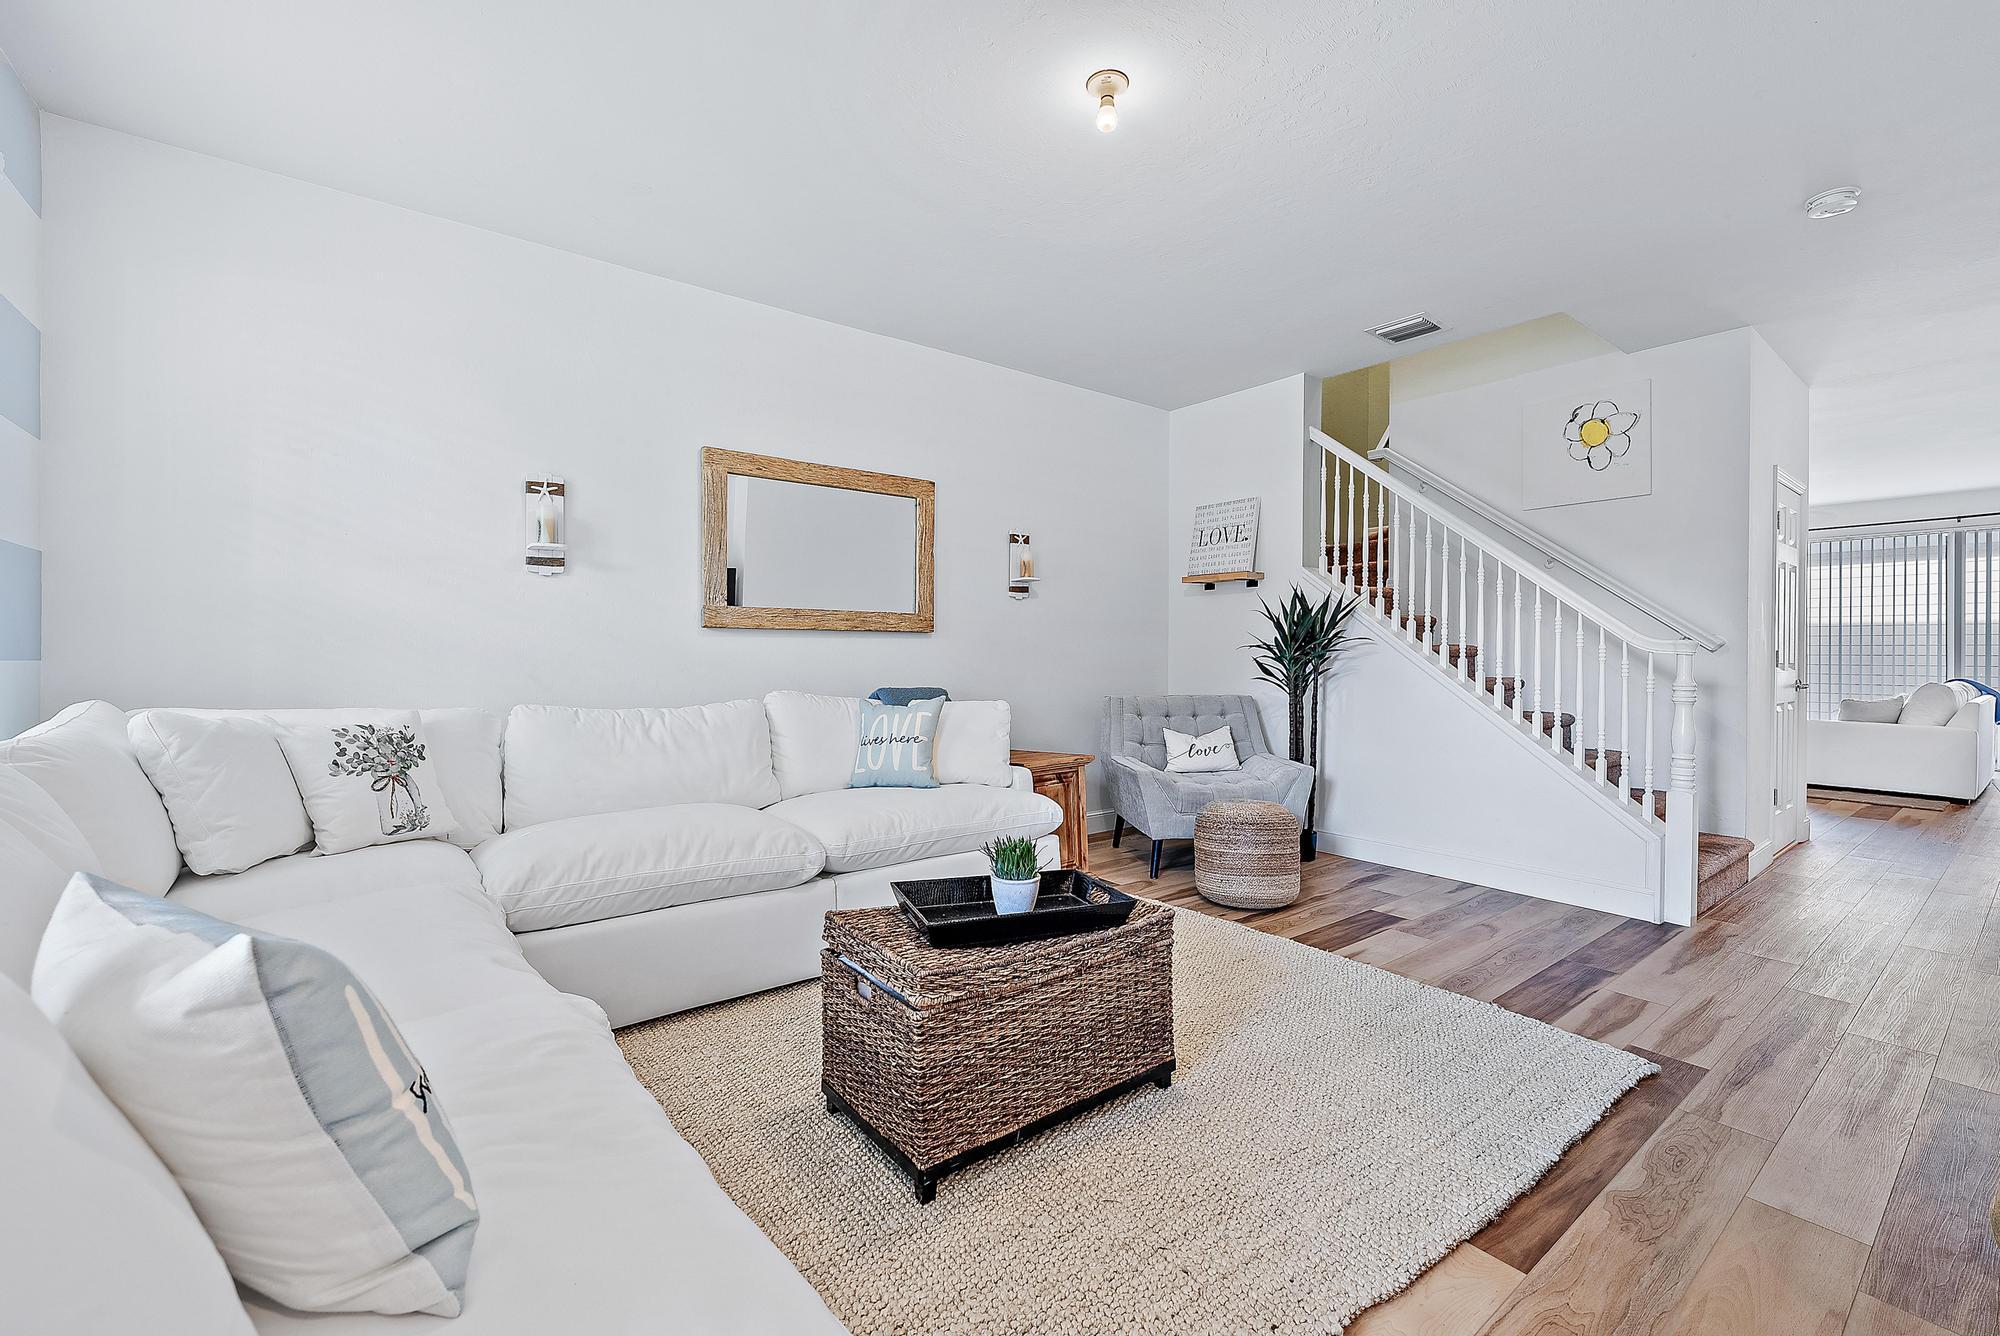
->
700, 447, 936, 632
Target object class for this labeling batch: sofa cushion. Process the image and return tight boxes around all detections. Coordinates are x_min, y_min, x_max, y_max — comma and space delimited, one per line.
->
128, 710, 313, 875
934, 700, 1014, 787
1899, 682, 1962, 726
1, 971, 254, 1336
33, 874, 480, 1318
275, 713, 461, 854
769, 784, 1062, 873
503, 702, 781, 828
0, 701, 182, 893
472, 804, 825, 932
0, 767, 101, 985
764, 690, 862, 799
1837, 696, 1905, 724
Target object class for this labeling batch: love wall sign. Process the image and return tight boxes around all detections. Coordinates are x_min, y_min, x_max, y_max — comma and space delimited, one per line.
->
1186, 497, 1261, 577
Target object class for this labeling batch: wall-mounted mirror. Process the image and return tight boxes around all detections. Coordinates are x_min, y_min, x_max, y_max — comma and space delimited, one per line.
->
701, 448, 935, 632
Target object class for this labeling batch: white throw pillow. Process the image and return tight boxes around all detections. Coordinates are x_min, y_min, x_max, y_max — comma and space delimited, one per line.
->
1836, 696, 1904, 724
0, 700, 183, 894
502, 702, 782, 828
128, 710, 313, 875
471, 803, 826, 931
254, 708, 504, 849
763, 691, 863, 800
1897, 683, 1961, 727
275, 712, 460, 855
1164, 725, 1240, 773
1, 970, 255, 1335
934, 700, 1014, 787
33, 873, 479, 1317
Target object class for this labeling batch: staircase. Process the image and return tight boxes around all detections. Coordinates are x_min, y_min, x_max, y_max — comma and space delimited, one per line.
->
1313, 429, 1751, 922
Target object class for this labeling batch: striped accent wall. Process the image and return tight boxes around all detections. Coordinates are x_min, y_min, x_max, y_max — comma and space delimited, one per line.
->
0, 52, 38, 737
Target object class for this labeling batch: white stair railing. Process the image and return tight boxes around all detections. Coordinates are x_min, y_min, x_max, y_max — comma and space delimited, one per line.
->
1315, 427, 1702, 917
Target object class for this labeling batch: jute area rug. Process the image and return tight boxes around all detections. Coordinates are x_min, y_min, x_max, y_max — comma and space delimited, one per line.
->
617, 908, 1654, 1335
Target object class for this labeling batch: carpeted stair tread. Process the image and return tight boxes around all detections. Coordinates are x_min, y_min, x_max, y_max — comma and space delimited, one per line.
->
1437, 643, 1479, 669
1697, 834, 1754, 911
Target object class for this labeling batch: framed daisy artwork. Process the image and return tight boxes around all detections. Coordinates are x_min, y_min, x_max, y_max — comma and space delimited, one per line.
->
1522, 379, 1652, 510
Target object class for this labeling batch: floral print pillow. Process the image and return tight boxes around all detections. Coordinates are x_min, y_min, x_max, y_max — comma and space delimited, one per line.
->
275, 712, 459, 855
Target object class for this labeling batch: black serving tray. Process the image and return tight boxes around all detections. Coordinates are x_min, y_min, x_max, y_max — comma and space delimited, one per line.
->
891, 869, 1138, 948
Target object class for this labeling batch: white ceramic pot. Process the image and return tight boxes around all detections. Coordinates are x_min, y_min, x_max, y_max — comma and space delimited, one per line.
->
989, 875, 1039, 916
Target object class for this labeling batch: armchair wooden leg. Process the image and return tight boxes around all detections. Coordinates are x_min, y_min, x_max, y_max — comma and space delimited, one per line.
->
1112, 816, 1125, 848
1149, 839, 1163, 879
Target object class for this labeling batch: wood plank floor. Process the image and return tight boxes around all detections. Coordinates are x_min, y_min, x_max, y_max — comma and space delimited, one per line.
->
1088, 794, 2000, 1336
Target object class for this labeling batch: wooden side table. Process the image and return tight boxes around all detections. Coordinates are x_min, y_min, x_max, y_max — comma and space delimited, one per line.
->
1009, 749, 1094, 871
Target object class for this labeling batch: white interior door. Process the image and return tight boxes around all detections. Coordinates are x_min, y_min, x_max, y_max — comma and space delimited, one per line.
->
1773, 469, 1808, 850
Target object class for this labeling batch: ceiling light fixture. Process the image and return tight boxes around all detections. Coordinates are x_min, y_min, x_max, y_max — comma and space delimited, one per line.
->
1803, 186, 1862, 219
1086, 69, 1129, 133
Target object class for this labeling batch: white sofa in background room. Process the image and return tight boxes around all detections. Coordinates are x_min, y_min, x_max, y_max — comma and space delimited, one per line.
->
2, 693, 1060, 1334
1807, 681, 1998, 802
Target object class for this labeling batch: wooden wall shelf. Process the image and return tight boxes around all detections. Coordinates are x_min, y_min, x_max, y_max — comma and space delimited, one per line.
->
1183, 571, 1264, 590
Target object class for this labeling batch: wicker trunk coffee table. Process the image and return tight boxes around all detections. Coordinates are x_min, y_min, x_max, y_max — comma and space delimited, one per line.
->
821, 900, 1174, 1202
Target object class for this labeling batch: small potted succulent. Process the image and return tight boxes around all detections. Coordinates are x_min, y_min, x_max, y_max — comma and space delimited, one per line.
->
981, 836, 1045, 915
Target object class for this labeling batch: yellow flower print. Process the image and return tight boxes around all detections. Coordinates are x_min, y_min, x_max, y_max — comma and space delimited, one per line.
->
1564, 400, 1640, 471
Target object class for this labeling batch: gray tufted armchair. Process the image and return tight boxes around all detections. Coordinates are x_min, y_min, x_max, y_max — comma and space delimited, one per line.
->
1100, 695, 1314, 878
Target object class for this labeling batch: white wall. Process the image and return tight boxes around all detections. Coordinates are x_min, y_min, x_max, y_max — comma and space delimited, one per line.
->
1390, 314, 1619, 406
1164, 374, 1319, 755
37, 120, 1168, 788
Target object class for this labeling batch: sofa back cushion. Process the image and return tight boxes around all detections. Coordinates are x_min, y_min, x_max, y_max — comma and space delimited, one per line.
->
764, 691, 863, 800
1837, 696, 1905, 724
0, 701, 182, 894
1, 970, 255, 1335
934, 700, 1014, 787
503, 702, 781, 829
127, 711, 314, 876
1898, 682, 1964, 727
0, 767, 101, 985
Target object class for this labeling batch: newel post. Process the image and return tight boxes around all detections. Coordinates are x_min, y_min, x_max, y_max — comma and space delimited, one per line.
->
1662, 650, 1700, 925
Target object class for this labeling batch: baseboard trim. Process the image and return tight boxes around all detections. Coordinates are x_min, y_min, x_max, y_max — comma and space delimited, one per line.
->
1319, 830, 1663, 923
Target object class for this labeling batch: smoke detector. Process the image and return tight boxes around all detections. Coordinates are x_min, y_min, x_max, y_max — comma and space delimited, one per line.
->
1804, 186, 1862, 219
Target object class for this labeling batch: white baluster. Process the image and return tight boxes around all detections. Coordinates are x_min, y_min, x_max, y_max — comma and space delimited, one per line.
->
1573, 614, 1586, 770
1476, 553, 1488, 700
1550, 601, 1564, 754
1423, 513, 1434, 643
1391, 497, 1404, 638
1533, 589, 1544, 734
1595, 627, 1608, 783
1439, 527, 1452, 668
1644, 653, 1657, 821
1620, 642, 1631, 808
1457, 539, 1469, 680
1511, 573, 1524, 718
1406, 495, 1419, 640
1345, 466, 1357, 590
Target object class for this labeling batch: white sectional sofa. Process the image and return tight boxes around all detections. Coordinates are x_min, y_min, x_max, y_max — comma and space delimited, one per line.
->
2, 694, 1061, 1334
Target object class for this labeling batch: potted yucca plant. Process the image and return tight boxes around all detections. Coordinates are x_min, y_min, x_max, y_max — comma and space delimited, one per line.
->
982, 836, 1045, 915
1246, 589, 1362, 860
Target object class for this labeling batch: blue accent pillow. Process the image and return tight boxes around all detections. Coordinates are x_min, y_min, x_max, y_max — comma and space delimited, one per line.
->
851, 697, 943, 789
868, 686, 950, 706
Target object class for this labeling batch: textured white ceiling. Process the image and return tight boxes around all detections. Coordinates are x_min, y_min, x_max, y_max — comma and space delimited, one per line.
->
2, 0, 1996, 504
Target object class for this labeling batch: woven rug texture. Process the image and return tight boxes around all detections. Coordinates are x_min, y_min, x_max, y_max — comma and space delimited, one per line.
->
616, 907, 1655, 1335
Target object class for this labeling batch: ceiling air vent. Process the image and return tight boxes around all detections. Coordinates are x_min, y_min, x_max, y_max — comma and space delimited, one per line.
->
1365, 313, 1443, 344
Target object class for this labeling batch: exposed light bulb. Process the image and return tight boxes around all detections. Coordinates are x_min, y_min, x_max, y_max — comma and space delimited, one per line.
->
1096, 95, 1118, 133
1085, 70, 1129, 135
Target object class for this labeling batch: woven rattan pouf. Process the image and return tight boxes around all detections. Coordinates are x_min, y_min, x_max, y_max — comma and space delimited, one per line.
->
1194, 800, 1301, 910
